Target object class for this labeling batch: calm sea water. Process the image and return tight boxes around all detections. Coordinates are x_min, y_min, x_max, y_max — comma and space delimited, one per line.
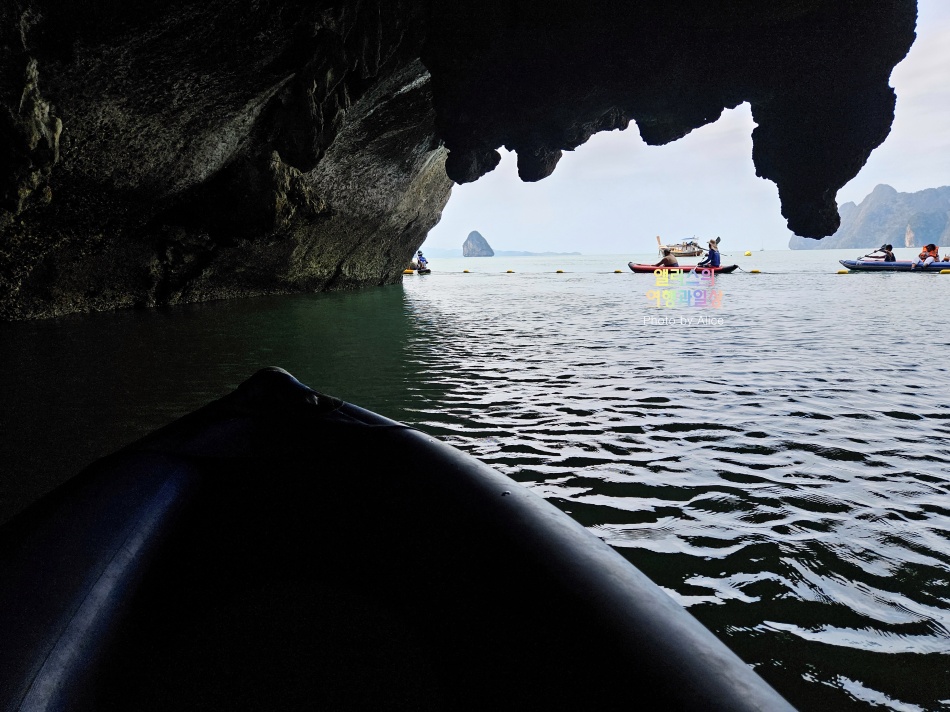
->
1, 248, 949, 710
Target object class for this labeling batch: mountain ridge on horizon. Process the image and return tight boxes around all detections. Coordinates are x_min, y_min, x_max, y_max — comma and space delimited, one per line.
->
789, 184, 950, 250
420, 246, 583, 258
424, 229, 582, 257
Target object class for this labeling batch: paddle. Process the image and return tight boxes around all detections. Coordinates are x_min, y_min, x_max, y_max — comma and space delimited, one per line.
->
858, 244, 887, 260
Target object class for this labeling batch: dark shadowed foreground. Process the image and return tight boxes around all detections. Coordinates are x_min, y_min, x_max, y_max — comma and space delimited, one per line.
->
0, 369, 795, 711
1, 254, 948, 709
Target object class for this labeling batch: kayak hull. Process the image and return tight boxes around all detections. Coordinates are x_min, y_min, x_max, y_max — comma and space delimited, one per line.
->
0, 369, 793, 712
629, 262, 738, 273
839, 259, 950, 272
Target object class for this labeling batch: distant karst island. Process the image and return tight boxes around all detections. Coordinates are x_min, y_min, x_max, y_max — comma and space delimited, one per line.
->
463, 231, 494, 257
422, 231, 582, 258
789, 184, 950, 250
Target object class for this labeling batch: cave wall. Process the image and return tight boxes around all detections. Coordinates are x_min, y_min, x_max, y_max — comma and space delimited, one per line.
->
0, 0, 917, 319
1, 0, 448, 319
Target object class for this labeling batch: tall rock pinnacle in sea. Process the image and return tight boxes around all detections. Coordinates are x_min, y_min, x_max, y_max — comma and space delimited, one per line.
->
463, 231, 494, 257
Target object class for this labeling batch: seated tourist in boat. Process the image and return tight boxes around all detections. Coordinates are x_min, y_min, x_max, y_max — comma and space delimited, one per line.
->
417, 251, 429, 269
911, 244, 939, 269
654, 249, 679, 267
697, 239, 721, 268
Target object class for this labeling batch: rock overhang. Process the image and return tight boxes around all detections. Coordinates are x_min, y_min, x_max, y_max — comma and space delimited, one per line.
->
422, 0, 917, 238
0, 0, 918, 318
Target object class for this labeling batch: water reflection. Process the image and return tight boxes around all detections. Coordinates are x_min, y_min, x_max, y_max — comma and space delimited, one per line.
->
395, 255, 950, 711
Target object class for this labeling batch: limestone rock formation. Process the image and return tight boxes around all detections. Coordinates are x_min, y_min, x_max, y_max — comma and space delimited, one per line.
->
789, 184, 950, 250
0, 1, 449, 319
463, 231, 494, 257
424, 1, 916, 240
0, 0, 918, 318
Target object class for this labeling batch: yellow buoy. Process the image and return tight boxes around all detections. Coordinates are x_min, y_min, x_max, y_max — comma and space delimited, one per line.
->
403, 269, 414, 274
614, 269, 622, 273
750, 269, 761, 274
506, 270, 514, 273
941, 269, 950, 274
556, 269, 564, 273
463, 269, 470, 273
837, 269, 849, 274
744, 251, 752, 256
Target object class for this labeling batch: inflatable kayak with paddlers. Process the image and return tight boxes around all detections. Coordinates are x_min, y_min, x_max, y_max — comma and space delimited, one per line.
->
628, 262, 738, 273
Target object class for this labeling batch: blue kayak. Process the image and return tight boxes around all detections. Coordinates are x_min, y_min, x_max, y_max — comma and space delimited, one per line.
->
839, 259, 950, 272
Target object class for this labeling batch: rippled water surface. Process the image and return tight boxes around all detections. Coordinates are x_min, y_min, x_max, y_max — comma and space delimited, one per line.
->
2, 249, 949, 710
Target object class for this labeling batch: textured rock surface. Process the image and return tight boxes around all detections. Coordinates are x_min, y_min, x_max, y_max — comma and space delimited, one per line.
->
0, 0, 448, 319
0, 0, 918, 319
462, 230, 494, 257
789, 184, 950, 250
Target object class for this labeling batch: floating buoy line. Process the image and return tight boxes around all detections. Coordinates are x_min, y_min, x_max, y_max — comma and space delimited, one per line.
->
405, 247, 897, 276
406, 264, 864, 276
413, 269, 779, 274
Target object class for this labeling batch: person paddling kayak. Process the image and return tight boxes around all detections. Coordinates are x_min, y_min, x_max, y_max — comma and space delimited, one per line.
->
697, 239, 720, 268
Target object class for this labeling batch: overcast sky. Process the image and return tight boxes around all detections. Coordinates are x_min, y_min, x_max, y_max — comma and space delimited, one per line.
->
424, 0, 950, 254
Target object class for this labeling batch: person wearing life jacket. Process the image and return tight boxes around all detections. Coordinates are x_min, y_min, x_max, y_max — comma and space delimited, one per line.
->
911, 244, 939, 269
